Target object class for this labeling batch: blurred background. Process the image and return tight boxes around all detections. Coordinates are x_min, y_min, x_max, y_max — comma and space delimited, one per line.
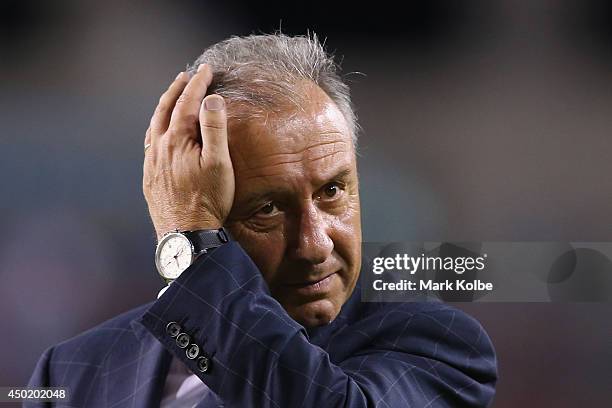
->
1, 0, 611, 406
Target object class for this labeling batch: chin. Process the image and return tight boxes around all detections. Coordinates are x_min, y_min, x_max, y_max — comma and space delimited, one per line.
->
289, 298, 341, 328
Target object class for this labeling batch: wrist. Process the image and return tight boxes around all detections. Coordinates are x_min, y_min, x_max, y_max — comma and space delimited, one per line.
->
156, 220, 223, 242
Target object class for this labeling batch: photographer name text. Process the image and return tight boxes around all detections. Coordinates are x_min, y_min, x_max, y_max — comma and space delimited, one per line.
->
372, 279, 493, 292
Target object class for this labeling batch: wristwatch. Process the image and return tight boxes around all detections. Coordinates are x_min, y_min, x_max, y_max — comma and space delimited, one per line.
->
155, 227, 232, 284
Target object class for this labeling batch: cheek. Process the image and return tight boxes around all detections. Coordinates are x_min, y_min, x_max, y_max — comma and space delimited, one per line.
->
226, 224, 286, 286
330, 197, 362, 270
340, 194, 362, 240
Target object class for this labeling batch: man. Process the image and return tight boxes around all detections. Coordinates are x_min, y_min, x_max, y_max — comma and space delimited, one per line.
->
28, 34, 497, 407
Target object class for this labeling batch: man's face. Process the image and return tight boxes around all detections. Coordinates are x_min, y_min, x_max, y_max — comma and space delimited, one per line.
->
225, 82, 362, 328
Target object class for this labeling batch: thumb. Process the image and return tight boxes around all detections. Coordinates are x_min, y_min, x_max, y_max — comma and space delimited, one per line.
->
199, 94, 229, 159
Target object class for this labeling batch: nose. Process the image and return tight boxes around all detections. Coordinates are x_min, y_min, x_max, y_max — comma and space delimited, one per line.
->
291, 202, 334, 265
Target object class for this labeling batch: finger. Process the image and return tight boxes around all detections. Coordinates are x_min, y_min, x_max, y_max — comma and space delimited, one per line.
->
199, 94, 229, 159
169, 64, 213, 137
149, 72, 189, 136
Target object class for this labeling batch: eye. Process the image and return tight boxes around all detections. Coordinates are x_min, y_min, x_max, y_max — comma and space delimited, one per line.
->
245, 201, 283, 231
320, 182, 345, 199
324, 184, 339, 198
255, 202, 278, 216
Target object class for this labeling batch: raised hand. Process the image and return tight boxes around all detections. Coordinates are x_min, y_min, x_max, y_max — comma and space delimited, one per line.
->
143, 64, 235, 241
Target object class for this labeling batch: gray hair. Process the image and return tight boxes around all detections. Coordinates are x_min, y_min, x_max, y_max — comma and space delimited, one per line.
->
186, 33, 358, 145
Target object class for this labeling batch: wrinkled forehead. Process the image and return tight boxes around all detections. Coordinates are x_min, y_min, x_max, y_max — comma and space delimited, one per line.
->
227, 86, 354, 174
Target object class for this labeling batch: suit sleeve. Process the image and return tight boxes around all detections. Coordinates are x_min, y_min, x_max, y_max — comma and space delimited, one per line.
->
137, 241, 497, 407
24, 347, 53, 407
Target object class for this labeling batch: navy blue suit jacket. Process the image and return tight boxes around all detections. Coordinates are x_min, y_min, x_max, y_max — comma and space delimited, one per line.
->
28, 241, 497, 407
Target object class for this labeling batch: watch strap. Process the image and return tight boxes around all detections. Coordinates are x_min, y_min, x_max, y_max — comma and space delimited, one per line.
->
183, 227, 232, 255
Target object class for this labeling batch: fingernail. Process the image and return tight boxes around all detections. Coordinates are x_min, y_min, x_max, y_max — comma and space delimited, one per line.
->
204, 95, 224, 111
197, 64, 206, 73
175, 71, 183, 80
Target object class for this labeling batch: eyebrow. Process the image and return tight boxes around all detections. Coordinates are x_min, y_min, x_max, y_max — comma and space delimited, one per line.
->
323, 168, 352, 185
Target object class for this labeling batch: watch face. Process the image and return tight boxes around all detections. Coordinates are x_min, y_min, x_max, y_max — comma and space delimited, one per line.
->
155, 233, 194, 280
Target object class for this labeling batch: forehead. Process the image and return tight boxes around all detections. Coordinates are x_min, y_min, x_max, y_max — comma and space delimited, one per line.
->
228, 85, 355, 189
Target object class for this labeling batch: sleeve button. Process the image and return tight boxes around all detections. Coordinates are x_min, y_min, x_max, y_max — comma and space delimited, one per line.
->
176, 333, 190, 348
197, 356, 210, 373
166, 322, 181, 338
186, 343, 200, 359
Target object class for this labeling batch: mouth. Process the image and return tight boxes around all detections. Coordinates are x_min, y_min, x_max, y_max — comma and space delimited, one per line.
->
286, 272, 338, 296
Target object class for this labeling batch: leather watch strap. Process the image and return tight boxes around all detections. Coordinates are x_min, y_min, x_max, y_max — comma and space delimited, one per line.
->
183, 227, 232, 255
